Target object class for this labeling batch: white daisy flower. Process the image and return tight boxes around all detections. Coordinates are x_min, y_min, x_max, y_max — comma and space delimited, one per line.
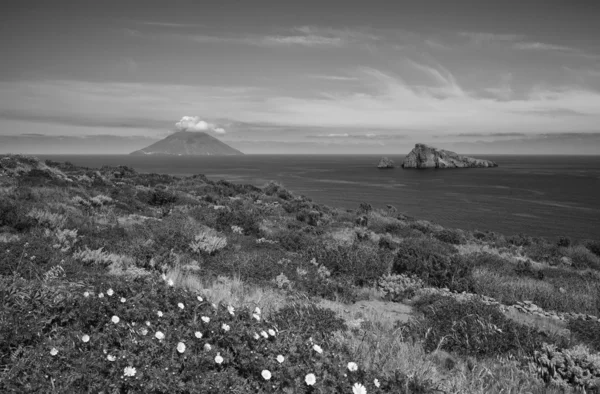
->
197, 295, 203, 302
214, 353, 223, 364
98, 293, 104, 298
305, 373, 316, 386
168, 279, 174, 287
373, 378, 380, 388
177, 342, 186, 353
268, 329, 276, 337
157, 311, 163, 317
81, 335, 90, 343
107, 289, 114, 296
120, 297, 126, 303
261, 370, 272, 380
253, 333, 260, 340
123, 366, 136, 377
347, 362, 358, 372
83, 292, 89, 298
178, 302, 184, 309
222, 323, 230, 332
50, 348, 58, 356
201, 316, 210, 323
204, 343, 212, 351
260, 331, 269, 339
352, 382, 367, 394
312, 344, 323, 354
155, 331, 165, 340
111, 315, 120, 324
254, 306, 261, 315
195, 331, 203, 339
107, 354, 116, 362
227, 305, 235, 315
252, 313, 261, 321
140, 328, 148, 336
276, 355, 284, 363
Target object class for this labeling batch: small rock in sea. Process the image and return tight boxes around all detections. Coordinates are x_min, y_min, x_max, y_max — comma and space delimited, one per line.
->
377, 157, 395, 169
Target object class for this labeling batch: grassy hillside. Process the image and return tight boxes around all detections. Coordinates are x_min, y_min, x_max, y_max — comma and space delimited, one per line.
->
1, 154, 600, 393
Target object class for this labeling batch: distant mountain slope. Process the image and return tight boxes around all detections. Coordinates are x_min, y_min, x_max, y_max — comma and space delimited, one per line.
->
130, 131, 243, 156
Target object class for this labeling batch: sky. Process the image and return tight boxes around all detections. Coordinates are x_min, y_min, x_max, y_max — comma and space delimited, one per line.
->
1, 0, 600, 154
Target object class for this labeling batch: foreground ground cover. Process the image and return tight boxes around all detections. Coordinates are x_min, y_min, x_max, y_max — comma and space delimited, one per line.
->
1, 154, 600, 393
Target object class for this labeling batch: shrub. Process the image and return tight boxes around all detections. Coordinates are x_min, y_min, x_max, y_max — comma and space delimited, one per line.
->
190, 230, 227, 255
296, 209, 321, 226
531, 343, 600, 390
507, 233, 533, 247
560, 245, 600, 270
406, 296, 564, 358
433, 229, 464, 245
377, 274, 424, 301
568, 319, 600, 351
271, 304, 347, 340
306, 242, 393, 286
0, 276, 413, 393
0, 199, 35, 232
392, 238, 472, 292
214, 207, 261, 236
586, 240, 600, 257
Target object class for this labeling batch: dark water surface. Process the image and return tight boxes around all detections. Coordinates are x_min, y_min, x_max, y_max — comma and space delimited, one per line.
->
38, 155, 600, 240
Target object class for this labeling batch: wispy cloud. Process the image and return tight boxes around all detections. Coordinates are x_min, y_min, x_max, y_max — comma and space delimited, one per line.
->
133, 21, 202, 28
459, 31, 522, 45
307, 74, 359, 81
513, 42, 576, 51
188, 33, 343, 47
183, 26, 379, 48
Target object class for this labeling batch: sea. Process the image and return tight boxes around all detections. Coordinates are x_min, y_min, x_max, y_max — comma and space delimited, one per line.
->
37, 155, 600, 241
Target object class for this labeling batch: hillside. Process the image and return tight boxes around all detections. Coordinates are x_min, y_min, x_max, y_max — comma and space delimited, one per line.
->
131, 131, 243, 156
1, 154, 600, 393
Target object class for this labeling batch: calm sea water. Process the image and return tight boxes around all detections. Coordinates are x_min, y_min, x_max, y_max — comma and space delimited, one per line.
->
38, 155, 600, 240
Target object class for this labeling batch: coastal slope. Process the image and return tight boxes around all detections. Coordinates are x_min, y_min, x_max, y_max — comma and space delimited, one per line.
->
131, 131, 243, 156
402, 143, 497, 169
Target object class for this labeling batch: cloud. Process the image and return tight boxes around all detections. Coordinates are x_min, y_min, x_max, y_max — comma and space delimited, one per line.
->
175, 116, 225, 133
453, 132, 526, 137
185, 26, 379, 48
312, 133, 350, 138
513, 42, 576, 52
308, 75, 359, 81
458, 32, 522, 45
134, 21, 201, 28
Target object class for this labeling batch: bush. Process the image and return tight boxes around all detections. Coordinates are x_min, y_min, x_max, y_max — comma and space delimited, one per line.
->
560, 245, 600, 270
0, 199, 35, 232
406, 296, 564, 358
306, 242, 393, 286
190, 229, 228, 255
586, 240, 600, 257
271, 304, 347, 340
214, 207, 261, 236
531, 343, 600, 391
568, 319, 600, 352
1, 275, 413, 393
296, 209, 321, 226
148, 189, 178, 206
433, 229, 464, 245
377, 274, 424, 301
392, 238, 472, 292
507, 233, 533, 247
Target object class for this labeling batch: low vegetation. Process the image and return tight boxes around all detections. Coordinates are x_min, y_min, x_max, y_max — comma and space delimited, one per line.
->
1, 154, 599, 393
